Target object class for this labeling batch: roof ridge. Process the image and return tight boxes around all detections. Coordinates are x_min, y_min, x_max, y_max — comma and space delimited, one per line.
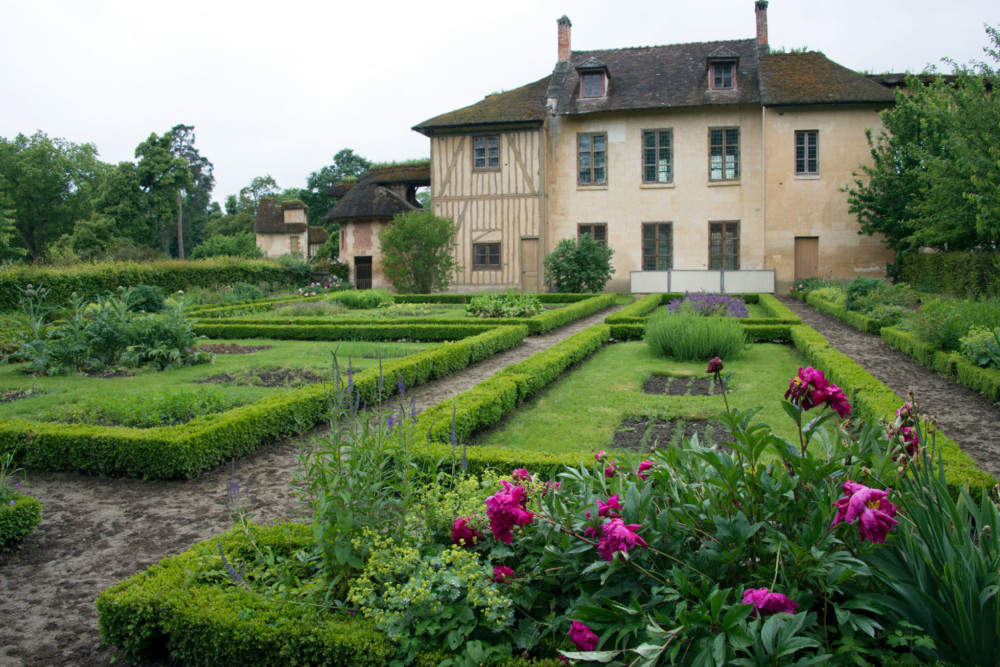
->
572, 37, 755, 55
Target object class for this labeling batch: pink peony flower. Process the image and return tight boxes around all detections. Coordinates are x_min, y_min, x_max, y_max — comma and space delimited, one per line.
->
492, 565, 515, 583
636, 459, 655, 480
597, 518, 648, 561
742, 587, 799, 616
832, 480, 899, 543
706, 357, 724, 374
597, 495, 622, 518
894, 426, 920, 460
451, 517, 483, 546
485, 481, 534, 544
542, 480, 561, 496
785, 367, 851, 417
604, 462, 618, 478
511, 468, 533, 482
568, 621, 599, 652
594, 450, 606, 461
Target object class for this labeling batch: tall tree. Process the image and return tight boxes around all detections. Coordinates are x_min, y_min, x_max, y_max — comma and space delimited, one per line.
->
0, 131, 100, 261
237, 175, 280, 214
134, 131, 191, 255
168, 124, 215, 258
95, 161, 154, 246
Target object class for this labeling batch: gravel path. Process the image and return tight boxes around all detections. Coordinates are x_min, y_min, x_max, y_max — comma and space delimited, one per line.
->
0, 304, 624, 667
779, 296, 1000, 479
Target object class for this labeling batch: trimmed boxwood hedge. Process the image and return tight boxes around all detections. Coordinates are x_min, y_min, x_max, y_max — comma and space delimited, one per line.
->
791, 325, 994, 495
0, 493, 43, 549
0, 258, 298, 312
0, 326, 528, 479
881, 327, 1000, 403
393, 293, 598, 304
805, 292, 896, 334
96, 523, 395, 665
605, 293, 799, 338
194, 322, 501, 342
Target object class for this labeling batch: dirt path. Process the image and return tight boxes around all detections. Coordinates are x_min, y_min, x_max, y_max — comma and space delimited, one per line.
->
0, 304, 624, 667
779, 296, 1000, 479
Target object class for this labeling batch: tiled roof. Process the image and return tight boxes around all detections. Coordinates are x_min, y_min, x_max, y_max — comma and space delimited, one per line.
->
549, 40, 761, 115
759, 52, 895, 106
412, 77, 551, 135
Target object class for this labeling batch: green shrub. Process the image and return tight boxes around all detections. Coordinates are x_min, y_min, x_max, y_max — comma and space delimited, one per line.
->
328, 288, 394, 310
51, 388, 240, 428
960, 325, 1000, 369
844, 276, 885, 311
645, 311, 745, 361
466, 292, 543, 318
0, 453, 42, 549
190, 233, 263, 260
126, 284, 166, 313
274, 254, 314, 282
543, 234, 615, 293
901, 296, 1000, 351
809, 286, 846, 307
900, 251, 1000, 298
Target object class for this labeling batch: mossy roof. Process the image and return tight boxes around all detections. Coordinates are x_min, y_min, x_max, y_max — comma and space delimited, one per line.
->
308, 226, 329, 244
253, 198, 308, 234
413, 77, 552, 135
758, 52, 895, 106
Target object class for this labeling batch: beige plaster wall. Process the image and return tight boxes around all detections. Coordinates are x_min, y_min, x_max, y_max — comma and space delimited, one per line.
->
546, 105, 765, 292
761, 105, 894, 291
255, 233, 303, 258
339, 219, 392, 290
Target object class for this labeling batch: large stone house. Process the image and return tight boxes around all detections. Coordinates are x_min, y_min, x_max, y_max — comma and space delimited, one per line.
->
412, 1, 896, 293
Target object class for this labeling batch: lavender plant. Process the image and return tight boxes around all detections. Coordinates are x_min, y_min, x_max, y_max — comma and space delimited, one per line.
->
667, 291, 749, 318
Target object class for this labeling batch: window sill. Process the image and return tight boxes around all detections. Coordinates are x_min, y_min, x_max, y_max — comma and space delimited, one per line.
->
639, 182, 675, 189
793, 174, 821, 180
473, 168, 502, 174
577, 184, 609, 191
472, 266, 503, 271
707, 180, 741, 187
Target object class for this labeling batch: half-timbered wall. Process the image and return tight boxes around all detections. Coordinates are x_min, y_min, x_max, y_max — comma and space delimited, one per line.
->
430, 129, 545, 291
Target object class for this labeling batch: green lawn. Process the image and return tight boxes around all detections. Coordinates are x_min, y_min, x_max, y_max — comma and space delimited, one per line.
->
474, 341, 806, 456
0, 338, 431, 421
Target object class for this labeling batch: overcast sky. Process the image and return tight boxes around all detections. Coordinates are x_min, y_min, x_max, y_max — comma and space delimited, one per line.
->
2, 0, 996, 206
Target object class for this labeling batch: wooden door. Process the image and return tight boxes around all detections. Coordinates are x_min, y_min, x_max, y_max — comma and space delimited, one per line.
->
355, 256, 372, 290
520, 238, 539, 291
794, 237, 819, 281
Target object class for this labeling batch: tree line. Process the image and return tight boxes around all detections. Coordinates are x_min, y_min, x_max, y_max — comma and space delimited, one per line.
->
848, 26, 1000, 259
0, 125, 371, 264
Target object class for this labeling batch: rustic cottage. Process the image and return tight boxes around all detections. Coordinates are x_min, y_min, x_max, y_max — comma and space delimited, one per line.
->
412, 1, 896, 293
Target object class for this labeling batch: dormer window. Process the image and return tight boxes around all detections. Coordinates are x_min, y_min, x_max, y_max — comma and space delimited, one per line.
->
711, 61, 736, 90
706, 46, 739, 92
576, 57, 608, 99
581, 72, 605, 98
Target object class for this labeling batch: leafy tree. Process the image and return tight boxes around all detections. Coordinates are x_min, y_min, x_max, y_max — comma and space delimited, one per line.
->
168, 124, 215, 258
848, 26, 1000, 253
543, 234, 615, 293
190, 232, 262, 259
94, 161, 155, 247
378, 211, 460, 293
0, 131, 101, 261
135, 131, 191, 255
301, 149, 372, 226
237, 175, 280, 214
0, 192, 26, 261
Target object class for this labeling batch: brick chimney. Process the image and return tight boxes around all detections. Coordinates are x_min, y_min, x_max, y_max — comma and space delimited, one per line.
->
557, 15, 572, 63
755, 1, 769, 52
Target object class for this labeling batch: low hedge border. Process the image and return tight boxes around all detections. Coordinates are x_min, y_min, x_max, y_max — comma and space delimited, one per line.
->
881, 327, 1000, 403
605, 293, 798, 329
394, 293, 598, 304
187, 293, 324, 317
0, 326, 528, 479
0, 493, 43, 549
0, 258, 297, 312
791, 325, 995, 495
96, 523, 396, 665
192, 294, 615, 336
805, 293, 894, 335
194, 322, 501, 342
96, 522, 570, 666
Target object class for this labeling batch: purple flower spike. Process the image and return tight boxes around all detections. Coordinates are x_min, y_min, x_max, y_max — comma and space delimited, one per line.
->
397, 376, 405, 398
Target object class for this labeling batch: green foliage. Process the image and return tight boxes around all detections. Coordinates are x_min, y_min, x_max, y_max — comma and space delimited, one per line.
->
848, 28, 1000, 253
328, 288, 394, 310
809, 286, 847, 307
126, 284, 165, 313
900, 251, 1000, 298
191, 232, 263, 260
466, 292, 543, 318
0, 131, 102, 261
845, 276, 885, 311
0, 452, 42, 549
183, 281, 265, 307
900, 295, 1000, 351
135, 130, 192, 256
960, 325, 1000, 369
0, 257, 295, 312
867, 448, 1000, 667
379, 211, 460, 294
543, 235, 615, 293
273, 254, 313, 282
52, 388, 239, 428
96, 524, 395, 665
645, 311, 746, 361
300, 148, 372, 224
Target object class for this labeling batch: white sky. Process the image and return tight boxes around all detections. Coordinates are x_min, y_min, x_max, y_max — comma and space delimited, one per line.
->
1, 0, 996, 206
